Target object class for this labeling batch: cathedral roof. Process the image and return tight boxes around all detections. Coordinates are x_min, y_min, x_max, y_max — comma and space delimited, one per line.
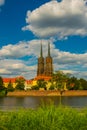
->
35, 75, 52, 81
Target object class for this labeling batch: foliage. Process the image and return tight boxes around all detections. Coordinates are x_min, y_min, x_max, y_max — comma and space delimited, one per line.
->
15, 77, 25, 90
36, 79, 47, 90
49, 85, 55, 90
0, 105, 87, 130
0, 90, 7, 97
51, 71, 87, 90
0, 76, 7, 96
67, 77, 87, 90
0, 76, 4, 90
67, 77, 80, 90
79, 78, 87, 90
7, 81, 14, 92
32, 85, 39, 90
52, 71, 69, 90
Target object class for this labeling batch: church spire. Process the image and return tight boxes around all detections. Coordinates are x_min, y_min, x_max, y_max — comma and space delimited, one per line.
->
40, 42, 43, 57
48, 42, 50, 57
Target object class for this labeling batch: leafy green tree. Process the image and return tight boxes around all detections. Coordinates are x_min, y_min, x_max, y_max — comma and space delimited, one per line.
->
49, 85, 55, 90
79, 78, 87, 90
37, 79, 47, 90
67, 76, 80, 90
7, 81, 14, 92
15, 77, 25, 90
32, 85, 39, 90
0, 76, 7, 96
52, 71, 68, 90
0, 76, 4, 90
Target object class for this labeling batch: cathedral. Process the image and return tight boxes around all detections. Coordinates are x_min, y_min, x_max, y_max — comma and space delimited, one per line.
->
36, 42, 53, 80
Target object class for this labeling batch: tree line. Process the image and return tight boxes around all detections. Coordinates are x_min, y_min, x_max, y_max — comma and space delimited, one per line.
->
0, 71, 87, 94
31, 71, 87, 90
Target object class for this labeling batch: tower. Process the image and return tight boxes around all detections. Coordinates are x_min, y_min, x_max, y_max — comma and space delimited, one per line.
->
37, 43, 44, 76
45, 43, 53, 76
37, 42, 53, 78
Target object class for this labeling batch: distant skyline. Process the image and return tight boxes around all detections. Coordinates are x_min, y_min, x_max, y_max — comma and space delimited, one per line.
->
0, 0, 87, 79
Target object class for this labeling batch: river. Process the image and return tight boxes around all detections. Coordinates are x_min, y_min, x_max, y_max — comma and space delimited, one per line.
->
0, 96, 87, 110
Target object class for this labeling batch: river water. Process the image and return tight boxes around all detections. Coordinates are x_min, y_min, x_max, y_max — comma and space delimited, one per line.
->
0, 96, 87, 110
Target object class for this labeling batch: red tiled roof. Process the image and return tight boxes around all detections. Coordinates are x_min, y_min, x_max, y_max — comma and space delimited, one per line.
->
26, 80, 33, 84
2, 75, 51, 83
3, 78, 16, 83
3, 76, 26, 83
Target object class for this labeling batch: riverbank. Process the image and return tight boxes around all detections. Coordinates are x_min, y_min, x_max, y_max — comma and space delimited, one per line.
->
7, 90, 87, 96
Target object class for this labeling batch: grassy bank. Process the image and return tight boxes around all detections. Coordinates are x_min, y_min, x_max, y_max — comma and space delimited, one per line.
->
0, 105, 87, 130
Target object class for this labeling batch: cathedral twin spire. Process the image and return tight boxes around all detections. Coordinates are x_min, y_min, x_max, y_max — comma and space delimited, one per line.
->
48, 42, 50, 57
37, 42, 53, 77
40, 42, 50, 57
40, 42, 43, 58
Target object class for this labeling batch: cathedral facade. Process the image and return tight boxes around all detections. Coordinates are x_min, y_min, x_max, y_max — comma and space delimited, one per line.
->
37, 43, 53, 78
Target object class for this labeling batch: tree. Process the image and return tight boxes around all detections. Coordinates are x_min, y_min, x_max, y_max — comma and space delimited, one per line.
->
37, 79, 47, 90
32, 85, 39, 90
0, 76, 4, 90
49, 85, 55, 90
15, 77, 25, 90
7, 81, 14, 92
67, 76, 80, 90
0, 76, 7, 96
79, 78, 87, 90
52, 71, 68, 90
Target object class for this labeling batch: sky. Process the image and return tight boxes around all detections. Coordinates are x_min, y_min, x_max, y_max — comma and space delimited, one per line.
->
0, 0, 87, 79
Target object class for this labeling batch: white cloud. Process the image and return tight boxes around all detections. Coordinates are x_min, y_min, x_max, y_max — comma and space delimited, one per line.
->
1, 39, 87, 79
0, 0, 5, 6
22, 0, 87, 39
0, 59, 37, 79
0, 42, 30, 58
0, 39, 54, 59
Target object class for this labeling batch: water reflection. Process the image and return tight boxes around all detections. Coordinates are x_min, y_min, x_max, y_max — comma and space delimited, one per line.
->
0, 96, 87, 110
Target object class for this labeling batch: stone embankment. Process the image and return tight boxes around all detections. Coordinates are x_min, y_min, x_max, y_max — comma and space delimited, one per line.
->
7, 90, 87, 97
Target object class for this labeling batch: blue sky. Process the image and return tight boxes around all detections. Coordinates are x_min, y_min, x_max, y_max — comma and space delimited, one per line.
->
0, 0, 87, 79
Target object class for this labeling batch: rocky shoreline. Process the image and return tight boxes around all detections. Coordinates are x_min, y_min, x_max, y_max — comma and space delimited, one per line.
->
7, 90, 87, 97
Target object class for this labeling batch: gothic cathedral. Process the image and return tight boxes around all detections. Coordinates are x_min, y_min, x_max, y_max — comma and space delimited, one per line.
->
37, 42, 53, 78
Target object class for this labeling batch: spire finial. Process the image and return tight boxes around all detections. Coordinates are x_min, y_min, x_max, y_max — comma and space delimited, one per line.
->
40, 41, 43, 57
48, 42, 50, 57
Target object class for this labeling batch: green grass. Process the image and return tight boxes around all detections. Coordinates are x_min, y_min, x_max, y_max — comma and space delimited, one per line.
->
0, 105, 87, 130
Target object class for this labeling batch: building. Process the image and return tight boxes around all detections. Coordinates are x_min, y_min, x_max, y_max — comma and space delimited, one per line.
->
3, 76, 33, 90
36, 42, 53, 80
2, 42, 54, 89
3, 77, 17, 88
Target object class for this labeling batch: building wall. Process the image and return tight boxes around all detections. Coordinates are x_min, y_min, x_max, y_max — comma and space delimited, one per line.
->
4, 82, 17, 88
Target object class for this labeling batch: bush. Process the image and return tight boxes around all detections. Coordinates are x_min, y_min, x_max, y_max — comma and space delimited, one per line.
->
0, 89, 7, 96
0, 126, 8, 130
32, 85, 39, 90
49, 85, 55, 90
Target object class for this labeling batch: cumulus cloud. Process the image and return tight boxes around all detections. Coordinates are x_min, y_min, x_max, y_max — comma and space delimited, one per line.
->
0, 59, 37, 79
22, 0, 87, 39
0, 39, 54, 59
1, 39, 87, 79
0, 0, 5, 6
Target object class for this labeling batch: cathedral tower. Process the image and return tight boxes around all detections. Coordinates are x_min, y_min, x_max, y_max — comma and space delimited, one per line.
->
37, 43, 44, 76
45, 43, 53, 76
37, 42, 53, 78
